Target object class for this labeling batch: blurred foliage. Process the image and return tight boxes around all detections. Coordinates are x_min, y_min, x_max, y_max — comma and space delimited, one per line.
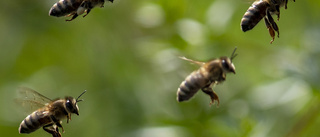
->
0, 0, 320, 137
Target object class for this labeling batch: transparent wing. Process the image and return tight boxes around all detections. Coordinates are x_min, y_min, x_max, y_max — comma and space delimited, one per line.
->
15, 87, 52, 113
179, 56, 205, 66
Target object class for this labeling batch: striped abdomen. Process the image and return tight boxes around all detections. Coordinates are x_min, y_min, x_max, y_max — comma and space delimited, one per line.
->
241, 0, 269, 32
49, 0, 82, 17
177, 69, 208, 102
19, 110, 52, 134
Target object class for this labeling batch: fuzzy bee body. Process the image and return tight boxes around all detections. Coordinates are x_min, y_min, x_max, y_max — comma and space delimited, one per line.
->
177, 49, 237, 106
19, 100, 64, 134
49, 0, 82, 17
177, 68, 208, 102
241, 0, 295, 43
49, 0, 114, 21
241, 0, 269, 32
17, 87, 86, 137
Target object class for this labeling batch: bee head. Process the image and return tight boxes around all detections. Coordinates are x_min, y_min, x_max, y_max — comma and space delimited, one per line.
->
220, 57, 236, 74
220, 47, 237, 74
65, 90, 86, 115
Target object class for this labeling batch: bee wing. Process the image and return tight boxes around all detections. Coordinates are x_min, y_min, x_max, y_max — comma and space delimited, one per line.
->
179, 56, 205, 66
15, 87, 52, 113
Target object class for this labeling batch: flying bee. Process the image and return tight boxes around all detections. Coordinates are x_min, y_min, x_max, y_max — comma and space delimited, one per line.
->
241, 0, 295, 43
49, 0, 114, 21
17, 87, 86, 137
177, 48, 237, 106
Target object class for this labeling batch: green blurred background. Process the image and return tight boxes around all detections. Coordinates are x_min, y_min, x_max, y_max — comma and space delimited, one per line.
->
1, 0, 320, 137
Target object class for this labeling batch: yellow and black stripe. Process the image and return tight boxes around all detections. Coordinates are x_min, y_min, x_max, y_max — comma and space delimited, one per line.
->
19, 111, 51, 134
49, 0, 82, 17
177, 70, 207, 102
241, 0, 269, 32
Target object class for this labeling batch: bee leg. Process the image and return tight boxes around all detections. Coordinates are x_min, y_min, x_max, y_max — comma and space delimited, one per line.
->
201, 84, 220, 106
43, 124, 55, 134
100, 0, 105, 7
83, 9, 91, 18
51, 131, 62, 137
50, 116, 65, 133
266, 10, 279, 38
66, 14, 79, 21
52, 125, 62, 137
264, 17, 275, 44
67, 113, 71, 123
275, 5, 280, 20
80, 1, 93, 18
43, 124, 61, 137
55, 122, 64, 133
217, 73, 226, 82
285, 0, 288, 9
66, 13, 73, 17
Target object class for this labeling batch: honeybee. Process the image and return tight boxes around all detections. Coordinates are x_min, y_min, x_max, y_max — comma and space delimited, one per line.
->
17, 87, 86, 137
241, 0, 295, 43
49, 0, 114, 21
177, 48, 237, 106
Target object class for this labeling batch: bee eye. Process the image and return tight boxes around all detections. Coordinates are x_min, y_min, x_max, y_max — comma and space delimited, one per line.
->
222, 59, 230, 69
66, 100, 74, 111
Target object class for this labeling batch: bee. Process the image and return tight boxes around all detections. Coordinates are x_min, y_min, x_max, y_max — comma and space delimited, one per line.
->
241, 0, 295, 43
177, 48, 237, 106
17, 87, 86, 137
49, 0, 114, 21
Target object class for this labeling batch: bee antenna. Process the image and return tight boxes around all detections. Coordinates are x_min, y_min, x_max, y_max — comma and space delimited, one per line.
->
76, 90, 86, 102
230, 47, 238, 61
